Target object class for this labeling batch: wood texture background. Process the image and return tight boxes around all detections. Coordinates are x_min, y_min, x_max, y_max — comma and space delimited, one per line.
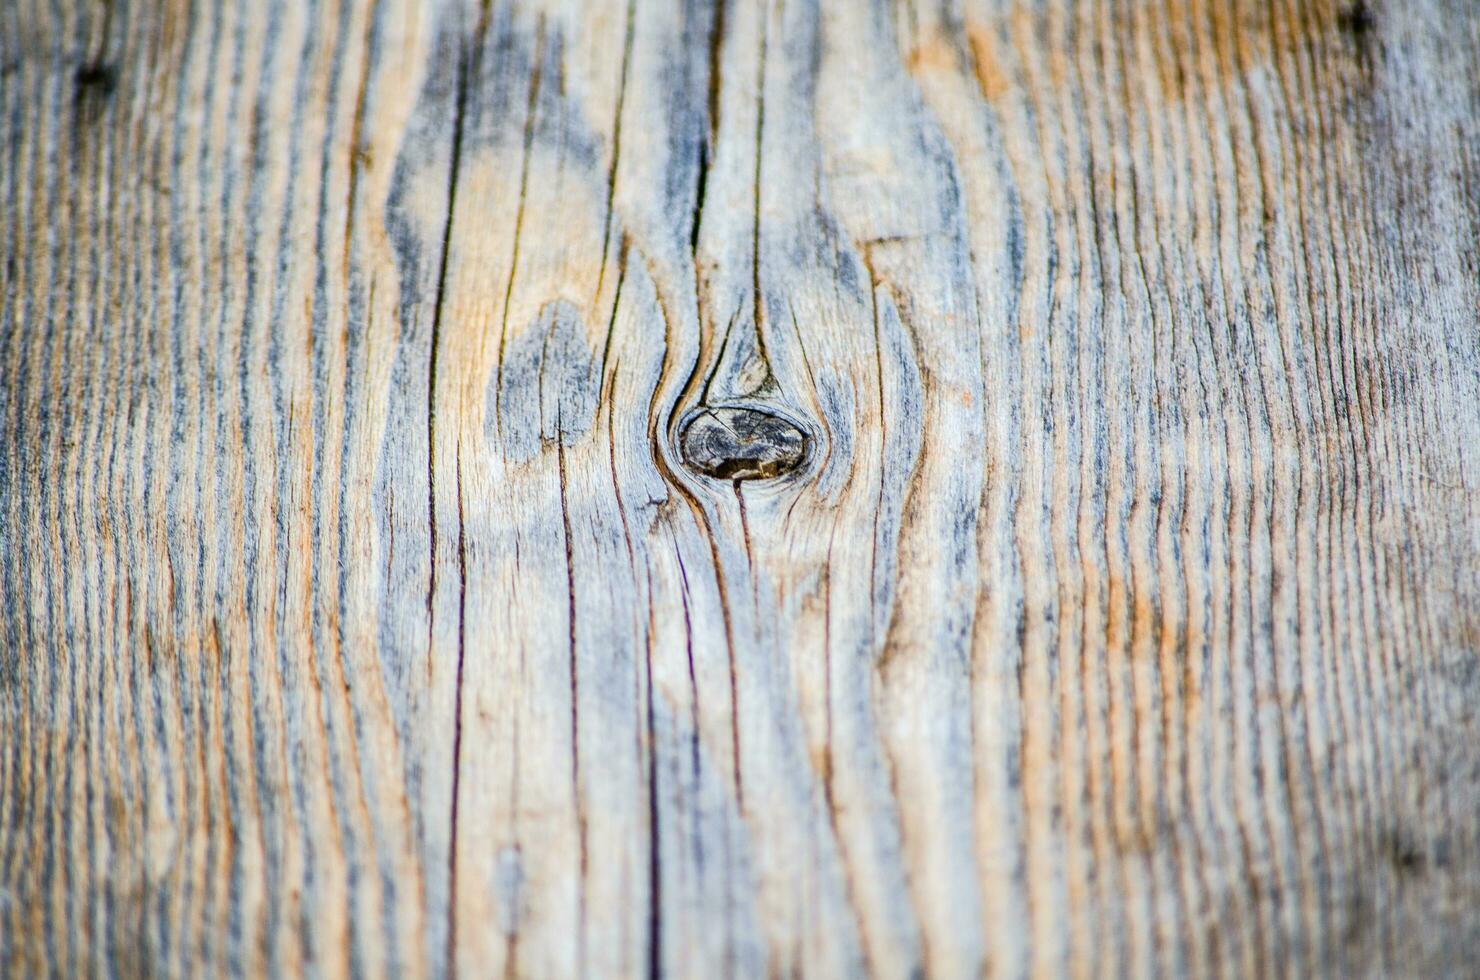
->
3, 0, 1480, 976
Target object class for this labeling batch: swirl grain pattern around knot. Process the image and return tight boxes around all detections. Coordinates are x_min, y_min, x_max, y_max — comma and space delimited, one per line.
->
678, 405, 811, 482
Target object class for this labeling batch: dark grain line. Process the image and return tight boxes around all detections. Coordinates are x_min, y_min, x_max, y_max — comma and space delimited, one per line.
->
434, 18, 476, 976
492, 14, 547, 438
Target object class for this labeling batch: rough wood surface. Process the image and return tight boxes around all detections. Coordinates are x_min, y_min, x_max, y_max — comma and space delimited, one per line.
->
3, 0, 1479, 976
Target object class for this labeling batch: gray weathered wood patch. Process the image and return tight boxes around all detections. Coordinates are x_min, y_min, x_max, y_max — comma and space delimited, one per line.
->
2, 0, 1479, 976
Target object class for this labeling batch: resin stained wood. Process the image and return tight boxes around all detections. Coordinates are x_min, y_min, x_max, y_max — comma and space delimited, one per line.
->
3, 0, 1479, 976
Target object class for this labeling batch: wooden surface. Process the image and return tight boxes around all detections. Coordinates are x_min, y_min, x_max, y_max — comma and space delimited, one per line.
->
3, 0, 1480, 976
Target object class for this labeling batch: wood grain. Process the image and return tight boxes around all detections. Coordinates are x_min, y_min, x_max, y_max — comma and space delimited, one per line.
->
3, 0, 1479, 976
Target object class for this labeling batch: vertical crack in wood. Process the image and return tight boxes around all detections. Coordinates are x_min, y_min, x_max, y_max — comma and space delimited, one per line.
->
749, 0, 770, 374
555, 403, 589, 975
593, 0, 636, 308
434, 9, 479, 970
448, 442, 468, 973
492, 14, 547, 440
696, 307, 737, 406
642, 561, 663, 980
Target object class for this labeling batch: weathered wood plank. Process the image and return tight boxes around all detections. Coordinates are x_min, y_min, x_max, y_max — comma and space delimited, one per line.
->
2, 0, 1479, 976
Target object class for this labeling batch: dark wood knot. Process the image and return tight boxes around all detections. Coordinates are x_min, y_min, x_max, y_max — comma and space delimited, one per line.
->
678, 405, 810, 481
1337, 2, 1375, 41
74, 62, 117, 98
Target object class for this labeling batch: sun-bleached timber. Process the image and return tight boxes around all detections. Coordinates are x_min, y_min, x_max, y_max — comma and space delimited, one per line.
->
3, 0, 1479, 976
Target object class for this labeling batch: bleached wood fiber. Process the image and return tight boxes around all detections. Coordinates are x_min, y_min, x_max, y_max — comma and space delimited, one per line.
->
2, 0, 1478, 976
